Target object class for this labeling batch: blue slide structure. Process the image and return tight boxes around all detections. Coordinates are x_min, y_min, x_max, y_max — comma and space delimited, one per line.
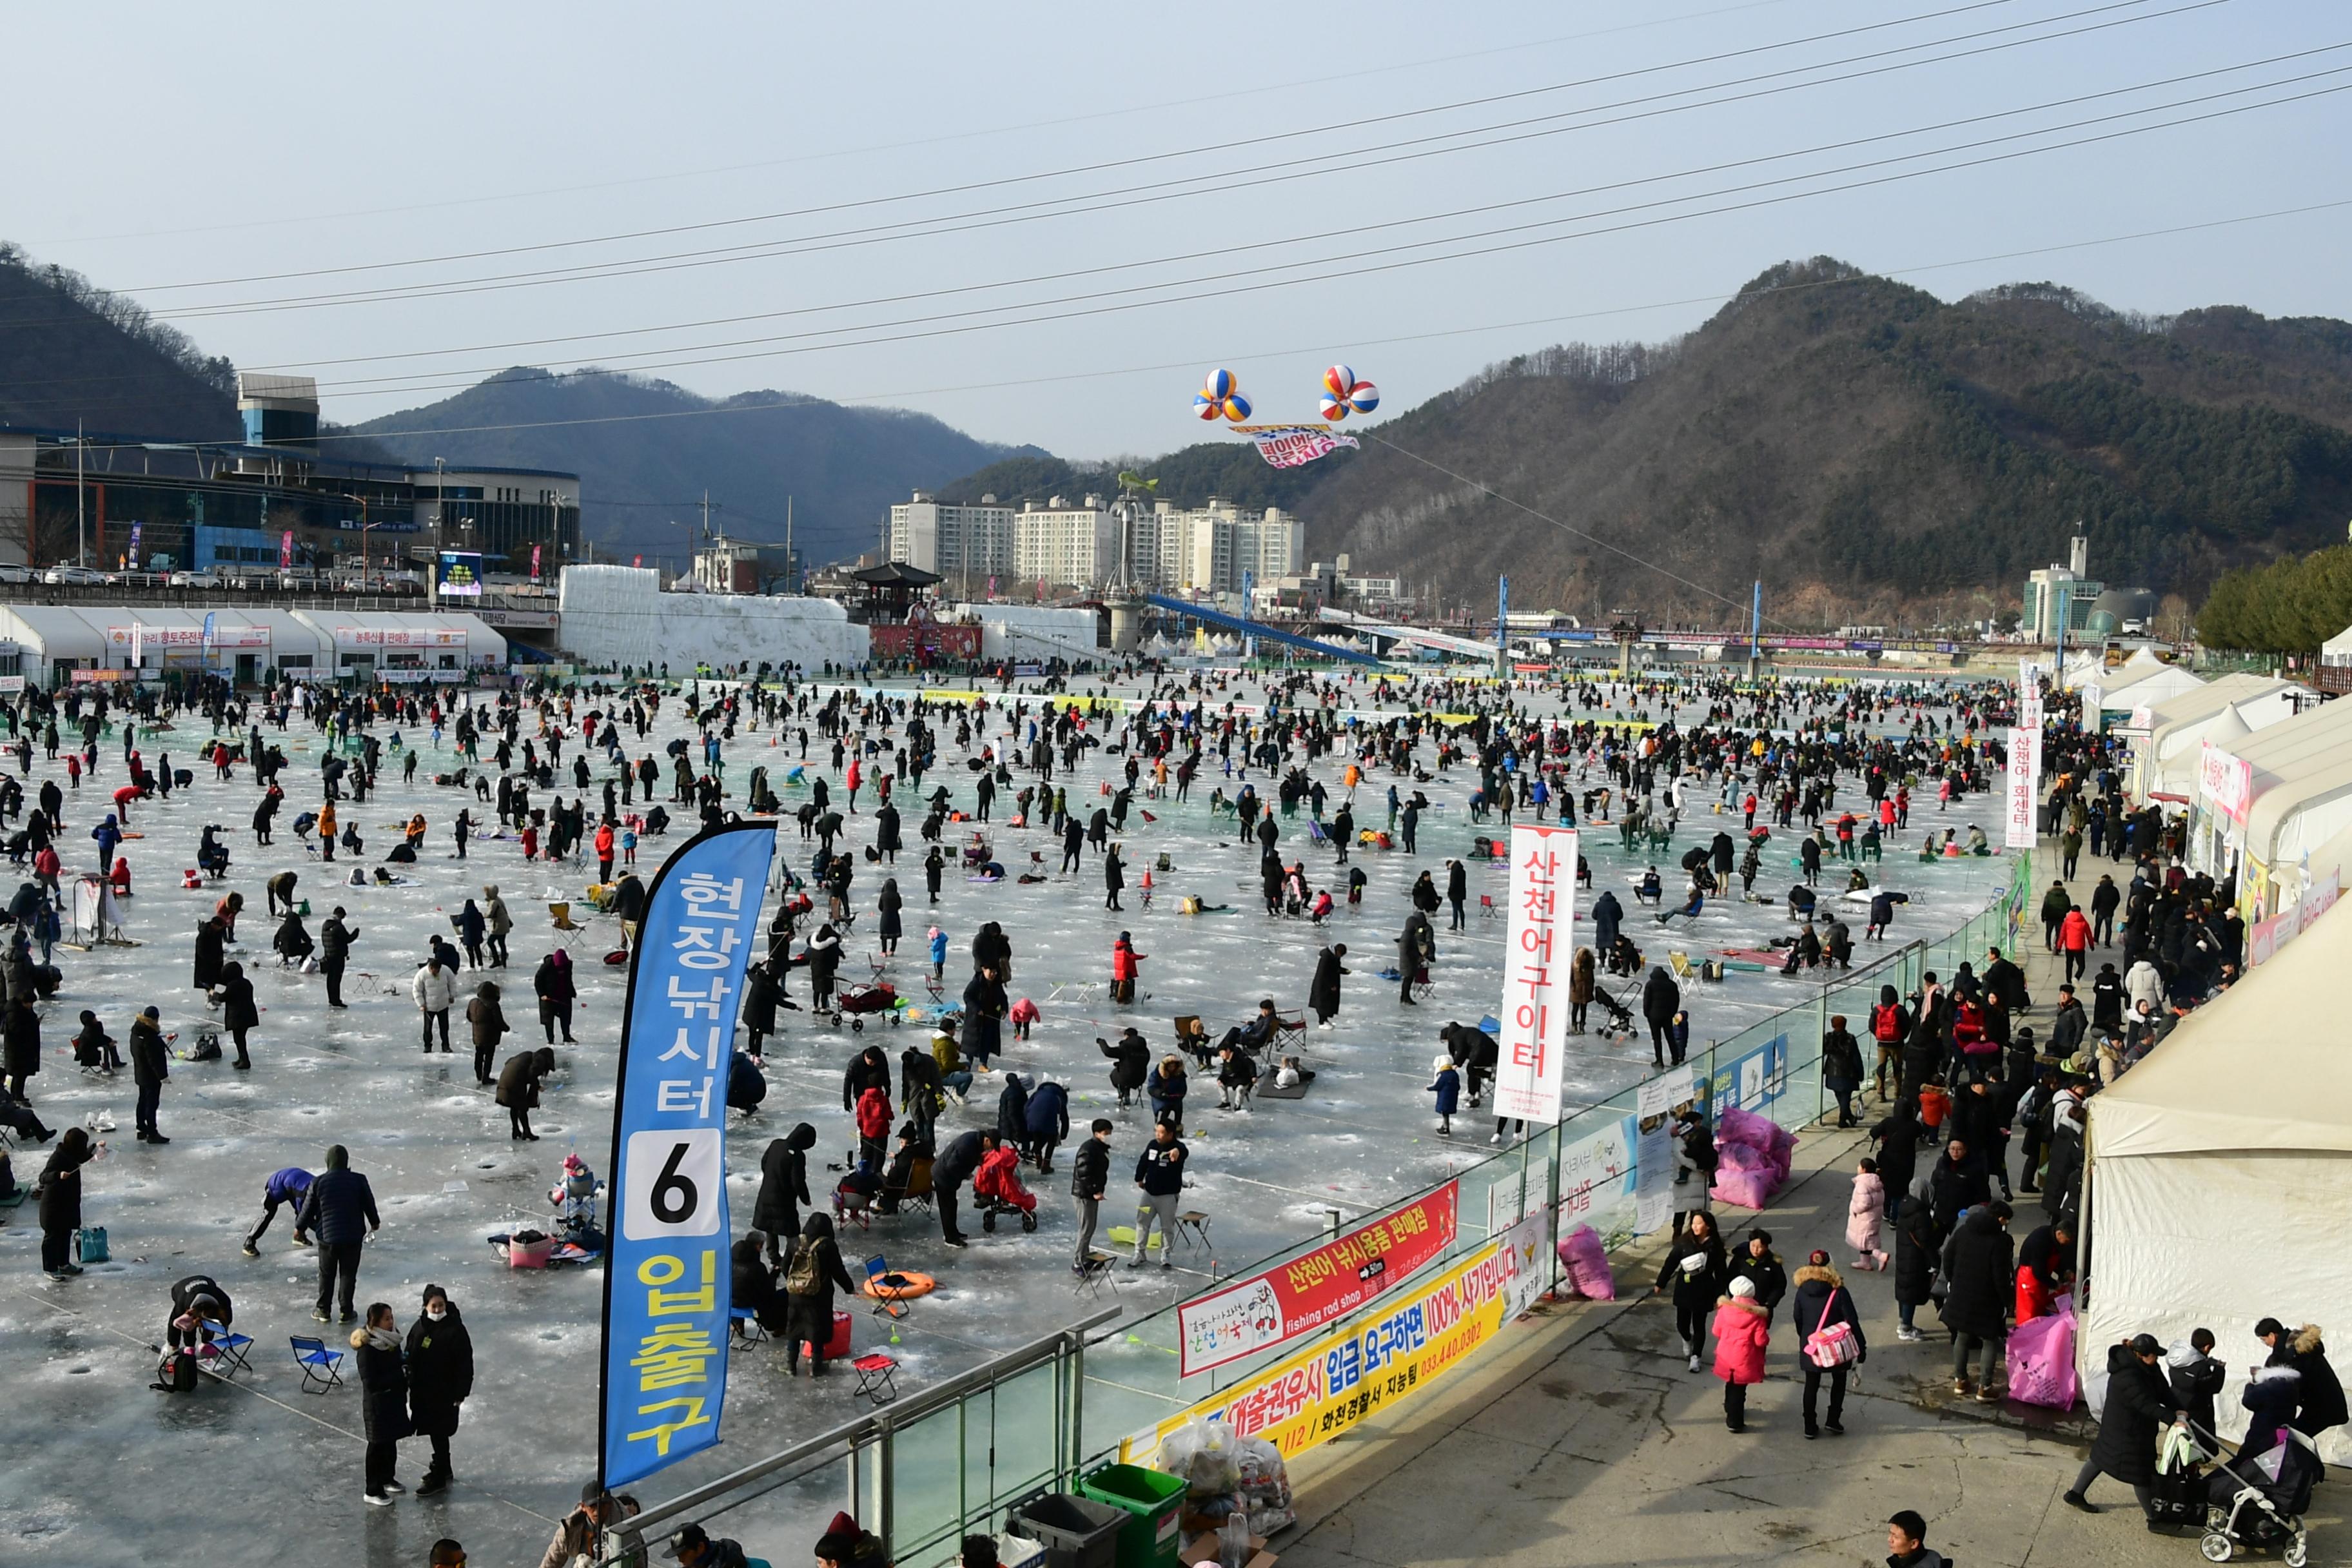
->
1144, 594, 1387, 667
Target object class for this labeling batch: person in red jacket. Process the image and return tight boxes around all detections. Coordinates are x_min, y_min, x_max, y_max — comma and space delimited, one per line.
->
1110, 932, 1145, 1006
594, 819, 616, 884
1712, 1275, 1772, 1433
2058, 905, 2092, 985
854, 1084, 892, 1173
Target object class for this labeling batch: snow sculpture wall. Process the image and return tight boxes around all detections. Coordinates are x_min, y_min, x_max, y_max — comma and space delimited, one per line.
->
558, 566, 868, 672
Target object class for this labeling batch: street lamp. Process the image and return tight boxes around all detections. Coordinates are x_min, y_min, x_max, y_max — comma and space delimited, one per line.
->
429, 457, 446, 609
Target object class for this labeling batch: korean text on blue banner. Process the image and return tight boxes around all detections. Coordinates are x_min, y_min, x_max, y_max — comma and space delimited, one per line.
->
600, 823, 776, 1488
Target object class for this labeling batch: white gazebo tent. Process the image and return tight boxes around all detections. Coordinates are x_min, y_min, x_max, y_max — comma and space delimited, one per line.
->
2100, 648, 2204, 711
2139, 674, 2299, 806
2081, 893, 2352, 1462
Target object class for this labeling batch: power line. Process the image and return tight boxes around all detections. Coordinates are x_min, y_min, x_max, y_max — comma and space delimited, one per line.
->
31, 68, 2323, 415
110, 1, 2202, 326
21, 0, 1811, 251
264, 53, 2352, 400
53, 192, 2352, 456
115, 0, 2066, 298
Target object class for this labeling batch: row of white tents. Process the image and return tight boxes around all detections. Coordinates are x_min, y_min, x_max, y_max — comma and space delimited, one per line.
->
2063, 647, 2349, 1458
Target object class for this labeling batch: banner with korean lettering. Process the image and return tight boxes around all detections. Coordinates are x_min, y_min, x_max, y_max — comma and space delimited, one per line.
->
1124, 1239, 1529, 1466
1177, 1183, 1458, 1376
600, 821, 776, 1489
1496, 825, 1576, 1125
2004, 725, 2040, 850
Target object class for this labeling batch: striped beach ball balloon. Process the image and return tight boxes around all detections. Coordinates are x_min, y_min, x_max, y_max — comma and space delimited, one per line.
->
1319, 393, 1350, 422
1322, 364, 1356, 400
1204, 368, 1237, 400
1194, 391, 1224, 420
1221, 392, 1252, 422
1346, 380, 1378, 415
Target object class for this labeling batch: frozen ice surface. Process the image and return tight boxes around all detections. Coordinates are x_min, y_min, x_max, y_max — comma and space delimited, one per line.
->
0, 672, 2012, 1564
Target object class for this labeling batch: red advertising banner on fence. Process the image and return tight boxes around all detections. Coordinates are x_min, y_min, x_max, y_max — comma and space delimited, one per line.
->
1176, 1182, 1458, 1377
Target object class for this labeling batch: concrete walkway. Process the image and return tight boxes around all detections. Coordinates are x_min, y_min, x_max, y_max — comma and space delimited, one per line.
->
1276, 836, 2342, 1567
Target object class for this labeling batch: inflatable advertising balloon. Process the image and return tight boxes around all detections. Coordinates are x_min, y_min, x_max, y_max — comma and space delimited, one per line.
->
1193, 368, 1251, 422
1318, 364, 1378, 421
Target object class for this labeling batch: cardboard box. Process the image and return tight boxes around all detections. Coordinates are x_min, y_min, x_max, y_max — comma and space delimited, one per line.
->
1180, 1533, 1275, 1568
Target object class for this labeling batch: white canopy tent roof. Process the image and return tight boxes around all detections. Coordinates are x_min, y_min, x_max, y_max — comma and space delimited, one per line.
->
2097, 648, 2194, 701
2083, 893, 2352, 1459
2236, 696, 2352, 872
2322, 623, 2352, 665
2141, 673, 2298, 801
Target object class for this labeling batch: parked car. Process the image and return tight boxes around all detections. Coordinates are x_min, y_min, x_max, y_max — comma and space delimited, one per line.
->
0, 564, 31, 585
43, 565, 105, 586
168, 570, 225, 588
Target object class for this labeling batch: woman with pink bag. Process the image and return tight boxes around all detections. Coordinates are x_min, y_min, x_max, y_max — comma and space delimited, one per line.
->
1792, 1249, 1867, 1438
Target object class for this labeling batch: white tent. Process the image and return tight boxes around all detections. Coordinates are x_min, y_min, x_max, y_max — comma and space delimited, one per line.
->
2139, 673, 2299, 804
2082, 893, 2352, 1461
2100, 648, 2197, 701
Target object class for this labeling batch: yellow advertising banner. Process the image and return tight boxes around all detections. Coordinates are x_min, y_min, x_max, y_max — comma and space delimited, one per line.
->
1120, 1236, 1531, 1467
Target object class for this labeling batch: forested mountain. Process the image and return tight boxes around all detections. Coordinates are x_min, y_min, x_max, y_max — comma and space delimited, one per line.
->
0, 243, 240, 440
937, 260, 2352, 624
353, 371, 1033, 567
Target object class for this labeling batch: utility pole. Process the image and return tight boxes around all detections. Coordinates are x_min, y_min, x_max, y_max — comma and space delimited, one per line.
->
75, 422, 85, 567
785, 496, 794, 594
429, 456, 446, 609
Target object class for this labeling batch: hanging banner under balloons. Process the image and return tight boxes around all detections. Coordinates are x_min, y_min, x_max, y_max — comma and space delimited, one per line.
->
1235, 425, 1361, 469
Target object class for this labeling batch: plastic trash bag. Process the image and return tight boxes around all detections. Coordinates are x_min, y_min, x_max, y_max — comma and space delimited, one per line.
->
2007, 1297, 2079, 1410
1554, 1224, 1617, 1300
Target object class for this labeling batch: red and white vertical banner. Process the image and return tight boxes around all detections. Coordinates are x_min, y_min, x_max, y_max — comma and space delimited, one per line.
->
1496, 825, 1576, 1126
2004, 693, 2042, 851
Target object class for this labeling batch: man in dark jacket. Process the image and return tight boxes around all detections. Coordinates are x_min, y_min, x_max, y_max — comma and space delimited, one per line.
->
1070, 1119, 1112, 1271
1641, 967, 1681, 1070
1024, 1078, 1070, 1173
1929, 1136, 1993, 1234
128, 1004, 171, 1143
405, 1284, 474, 1496
319, 906, 357, 1008
752, 1124, 816, 1265
930, 1129, 991, 1248
1132, 1121, 1188, 1269
2064, 1333, 2183, 1521
1939, 1201, 2014, 1398
1308, 944, 1348, 1026
1982, 946, 2028, 1015
2260, 1318, 2351, 1442
1728, 1230, 1788, 1322
295, 1142, 381, 1324
840, 1045, 890, 1113
1591, 889, 1623, 954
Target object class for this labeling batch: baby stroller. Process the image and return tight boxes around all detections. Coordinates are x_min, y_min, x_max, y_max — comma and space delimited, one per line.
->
1588, 982, 1638, 1041
974, 1145, 1038, 1233
2197, 1422, 2316, 1565
835, 981, 899, 1032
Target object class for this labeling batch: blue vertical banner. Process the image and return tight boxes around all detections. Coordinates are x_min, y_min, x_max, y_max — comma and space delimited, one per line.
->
600, 821, 777, 1489
1496, 575, 1509, 653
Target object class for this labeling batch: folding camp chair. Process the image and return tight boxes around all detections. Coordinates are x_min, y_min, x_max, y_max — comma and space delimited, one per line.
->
852, 1351, 900, 1406
864, 1253, 921, 1320
729, 1307, 770, 1346
1479, 894, 1498, 920
289, 1335, 345, 1394
1073, 1250, 1121, 1302
198, 1329, 256, 1380
548, 901, 589, 950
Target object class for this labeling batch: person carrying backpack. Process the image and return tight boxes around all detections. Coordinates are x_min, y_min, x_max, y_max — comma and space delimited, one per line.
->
781, 1213, 855, 1377
1869, 985, 1908, 1101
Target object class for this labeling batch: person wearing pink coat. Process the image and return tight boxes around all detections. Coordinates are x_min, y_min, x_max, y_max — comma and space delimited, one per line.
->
1847, 1157, 1887, 1271
1712, 1275, 1772, 1431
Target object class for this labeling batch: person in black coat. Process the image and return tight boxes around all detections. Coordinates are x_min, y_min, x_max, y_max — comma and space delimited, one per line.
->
2064, 1334, 2182, 1519
1870, 1103, 1924, 1222
1308, 944, 1348, 1026
404, 1284, 473, 1495
1651, 1210, 1729, 1369
1098, 1028, 1148, 1107
191, 917, 226, 994
2168, 1329, 2226, 1451
1927, 1138, 1991, 1234
930, 1129, 992, 1246
1790, 1252, 1867, 1437
1641, 968, 1680, 1069
1728, 1230, 1788, 1322
352, 1301, 411, 1504
2, 996, 39, 1102
741, 963, 781, 1057
1591, 889, 1623, 954
1070, 1119, 1112, 1269
1938, 1202, 2015, 1396
296, 1142, 380, 1323
1821, 1016, 1865, 1128
36, 1127, 92, 1279
2260, 1318, 2351, 1442
841, 1045, 891, 1113
495, 1046, 556, 1140
212, 961, 259, 1070
779, 1212, 856, 1375
731, 1235, 787, 1335
1892, 1178, 1941, 1342
128, 1006, 170, 1144
752, 1123, 816, 1266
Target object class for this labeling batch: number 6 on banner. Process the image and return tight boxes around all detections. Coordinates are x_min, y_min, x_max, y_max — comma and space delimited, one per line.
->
623, 1129, 723, 1239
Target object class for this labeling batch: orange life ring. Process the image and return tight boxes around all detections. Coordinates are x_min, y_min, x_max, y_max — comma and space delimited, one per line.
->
860, 1269, 936, 1301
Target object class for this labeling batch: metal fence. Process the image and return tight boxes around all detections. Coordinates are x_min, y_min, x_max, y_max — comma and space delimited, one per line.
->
620, 850, 2032, 1565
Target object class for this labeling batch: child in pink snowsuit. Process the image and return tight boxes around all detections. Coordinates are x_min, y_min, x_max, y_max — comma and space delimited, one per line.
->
1847, 1157, 1886, 1271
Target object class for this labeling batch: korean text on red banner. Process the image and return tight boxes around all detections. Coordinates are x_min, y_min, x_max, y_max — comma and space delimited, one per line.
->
1495, 825, 1576, 1124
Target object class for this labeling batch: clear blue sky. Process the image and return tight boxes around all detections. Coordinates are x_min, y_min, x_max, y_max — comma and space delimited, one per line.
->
10, 0, 2349, 458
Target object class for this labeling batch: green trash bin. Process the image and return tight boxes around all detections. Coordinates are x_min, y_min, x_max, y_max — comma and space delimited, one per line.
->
1077, 1464, 1188, 1568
